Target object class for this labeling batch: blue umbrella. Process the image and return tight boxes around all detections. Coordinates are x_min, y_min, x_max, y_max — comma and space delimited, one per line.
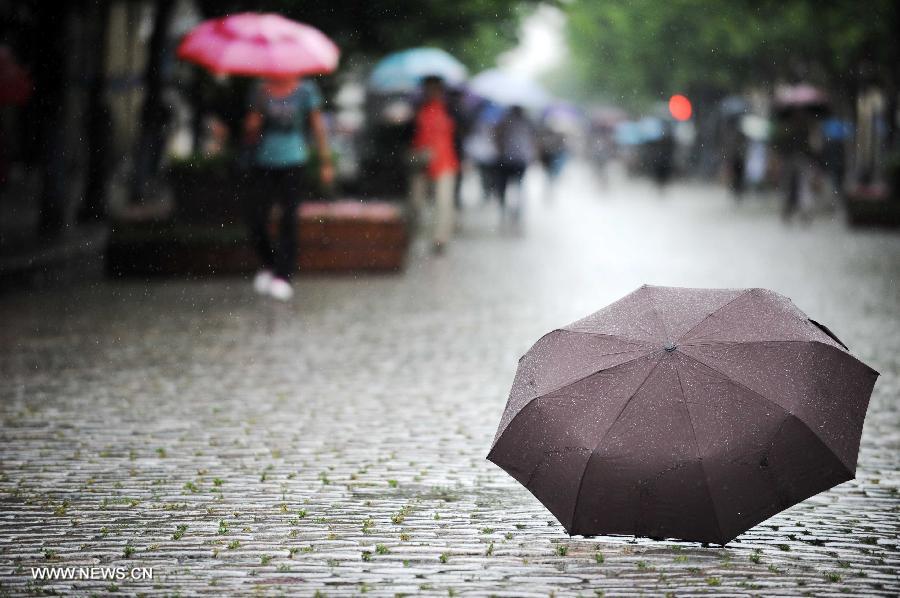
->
636, 117, 665, 142
368, 47, 467, 93
822, 118, 853, 141
614, 121, 643, 146
720, 95, 750, 117
476, 101, 506, 126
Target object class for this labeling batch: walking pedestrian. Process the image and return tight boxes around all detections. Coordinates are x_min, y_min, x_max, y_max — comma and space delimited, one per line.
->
650, 123, 675, 192
494, 105, 536, 221
409, 75, 459, 254
776, 110, 822, 223
446, 87, 469, 211
538, 124, 567, 200
243, 75, 334, 300
463, 107, 499, 203
822, 117, 850, 199
723, 121, 747, 198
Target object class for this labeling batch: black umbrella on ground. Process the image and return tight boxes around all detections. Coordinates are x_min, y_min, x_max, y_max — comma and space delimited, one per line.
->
488, 286, 878, 544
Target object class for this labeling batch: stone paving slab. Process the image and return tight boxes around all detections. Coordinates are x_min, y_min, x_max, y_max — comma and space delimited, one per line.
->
1, 169, 898, 596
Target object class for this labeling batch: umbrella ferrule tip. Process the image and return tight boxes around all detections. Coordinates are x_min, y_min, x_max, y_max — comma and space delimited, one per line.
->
664, 342, 678, 352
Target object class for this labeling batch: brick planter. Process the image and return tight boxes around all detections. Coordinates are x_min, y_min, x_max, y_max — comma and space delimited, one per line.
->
287, 201, 409, 272
107, 200, 409, 277
845, 184, 900, 228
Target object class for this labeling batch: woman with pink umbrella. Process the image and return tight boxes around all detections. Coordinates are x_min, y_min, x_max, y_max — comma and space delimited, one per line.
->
178, 13, 339, 300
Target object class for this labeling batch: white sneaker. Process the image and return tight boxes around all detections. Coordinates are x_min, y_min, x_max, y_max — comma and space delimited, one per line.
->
253, 270, 273, 295
268, 277, 294, 301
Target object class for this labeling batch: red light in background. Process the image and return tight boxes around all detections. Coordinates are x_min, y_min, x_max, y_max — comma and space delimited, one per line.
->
669, 94, 692, 121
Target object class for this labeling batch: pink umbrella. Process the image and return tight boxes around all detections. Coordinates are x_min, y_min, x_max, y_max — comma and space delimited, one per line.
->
177, 13, 339, 78
774, 83, 828, 111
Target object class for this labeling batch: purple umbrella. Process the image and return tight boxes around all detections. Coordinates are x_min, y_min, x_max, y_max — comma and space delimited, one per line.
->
542, 102, 587, 134
488, 285, 878, 544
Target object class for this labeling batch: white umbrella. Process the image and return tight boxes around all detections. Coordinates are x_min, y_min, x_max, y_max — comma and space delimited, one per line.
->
469, 68, 551, 109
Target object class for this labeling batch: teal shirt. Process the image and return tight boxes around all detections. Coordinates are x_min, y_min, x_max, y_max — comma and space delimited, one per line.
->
251, 81, 322, 168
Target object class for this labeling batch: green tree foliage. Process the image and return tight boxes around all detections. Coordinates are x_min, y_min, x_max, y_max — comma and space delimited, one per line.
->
563, 0, 900, 106
197, 0, 533, 70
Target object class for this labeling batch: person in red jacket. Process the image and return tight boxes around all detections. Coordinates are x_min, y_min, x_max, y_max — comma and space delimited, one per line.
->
409, 75, 460, 253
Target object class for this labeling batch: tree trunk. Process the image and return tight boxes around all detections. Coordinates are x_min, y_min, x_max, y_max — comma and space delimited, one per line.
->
33, 2, 72, 236
130, 0, 176, 204
79, 0, 112, 223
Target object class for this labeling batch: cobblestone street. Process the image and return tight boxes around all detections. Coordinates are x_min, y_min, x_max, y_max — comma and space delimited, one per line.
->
1, 166, 899, 596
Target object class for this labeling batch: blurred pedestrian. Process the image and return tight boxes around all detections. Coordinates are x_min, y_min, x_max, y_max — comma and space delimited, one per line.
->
494, 105, 536, 221
723, 122, 747, 199
538, 125, 567, 200
463, 104, 499, 203
775, 111, 822, 222
650, 124, 675, 192
744, 139, 768, 191
446, 87, 469, 210
588, 126, 615, 188
822, 117, 850, 198
243, 75, 334, 300
409, 75, 459, 254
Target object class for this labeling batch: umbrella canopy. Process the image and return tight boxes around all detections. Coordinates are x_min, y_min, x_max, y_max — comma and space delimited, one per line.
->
176, 13, 339, 78
368, 48, 467, 93
822, 118, 853, 141
468, 69, 551, 110
475, 101, 506, 127
774, 83, 829, 112
589, 105, 629, 128
613, 121, 644, 146
542, 102, 587, 134
719, 95, 749, 118
740, 114, 771, 141
488, 285, 878, 545
636, 116, 666, 143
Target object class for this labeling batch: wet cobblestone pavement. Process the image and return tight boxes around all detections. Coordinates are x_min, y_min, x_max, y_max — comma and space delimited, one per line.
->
2, 167, 899, 596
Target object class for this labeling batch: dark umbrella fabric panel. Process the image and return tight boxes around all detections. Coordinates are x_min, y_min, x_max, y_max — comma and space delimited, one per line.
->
488, 286, 878, 544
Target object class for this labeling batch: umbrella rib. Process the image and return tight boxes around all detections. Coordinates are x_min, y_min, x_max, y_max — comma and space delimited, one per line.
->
521, 348, 653, 404
676, 351, 853, 472
677, 351, 792, 415
760, 413, 854, 481
567, 357, 663, 534
752, 411, 853, 513
681, 337, 846, 351
677, 289, 752, 343
495, 348, 654, 448
683, 339, 826, 345
672, 361, 726, 543
645, 285, 671, 341
681, 339, 878, 377
561, 329, 656, 348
